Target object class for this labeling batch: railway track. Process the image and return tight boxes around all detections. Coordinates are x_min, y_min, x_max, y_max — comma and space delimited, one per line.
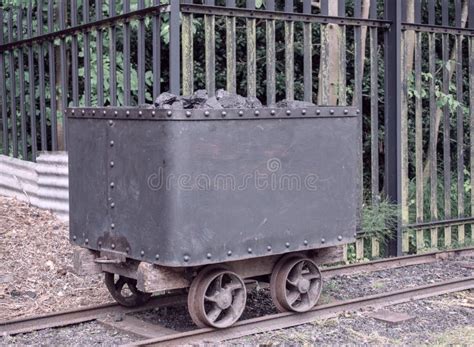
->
1, 247, 473, 342
129, 276, 474, 346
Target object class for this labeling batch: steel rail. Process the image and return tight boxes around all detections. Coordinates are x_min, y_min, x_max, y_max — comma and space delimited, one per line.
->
1, 247, 472, 337
321, 246, 474, 278
0, 294, 186, 336
128, 276, 474, 346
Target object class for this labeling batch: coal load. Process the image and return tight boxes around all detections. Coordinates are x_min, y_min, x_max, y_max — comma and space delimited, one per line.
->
154, 90, 317, 110
154, 89, 264, 110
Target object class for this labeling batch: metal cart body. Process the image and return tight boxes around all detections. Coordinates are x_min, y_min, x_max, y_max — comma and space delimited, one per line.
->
68, 106, 360, 268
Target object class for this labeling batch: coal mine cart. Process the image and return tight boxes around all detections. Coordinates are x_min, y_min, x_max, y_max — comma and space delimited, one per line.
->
68, 105, 360, 328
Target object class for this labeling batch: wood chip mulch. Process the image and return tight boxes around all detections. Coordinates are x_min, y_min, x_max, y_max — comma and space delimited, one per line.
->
0, 196, 112, 322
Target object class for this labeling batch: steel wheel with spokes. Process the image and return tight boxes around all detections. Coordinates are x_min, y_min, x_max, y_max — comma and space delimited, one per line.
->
269, 253, 305, 312
188, 268, 247, 328
270, 256, 322, 312
104, 273, 152, 307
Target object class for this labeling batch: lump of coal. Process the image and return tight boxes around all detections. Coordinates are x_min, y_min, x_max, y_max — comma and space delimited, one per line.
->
154, 92, 178, 108
218, 94, 248, 109
215, 89, 252, 109
181, 90, 210, 109
191, 89, 208, 104
201, 96, 223, 109
246, 96, 263, 109
171, 100, 184, 110
276, 100, 316, 109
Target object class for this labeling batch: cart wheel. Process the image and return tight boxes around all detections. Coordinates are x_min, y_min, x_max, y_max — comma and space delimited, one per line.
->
270, 253, 305, 312
270, 256, 322, 313
104, 273, 152, 307
188, 268, 247, 328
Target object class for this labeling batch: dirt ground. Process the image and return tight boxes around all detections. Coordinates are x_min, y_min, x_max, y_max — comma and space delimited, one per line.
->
0, 196, 111, 321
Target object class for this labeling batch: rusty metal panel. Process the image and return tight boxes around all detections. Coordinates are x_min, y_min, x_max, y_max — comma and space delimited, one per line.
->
67, 107, 360, 267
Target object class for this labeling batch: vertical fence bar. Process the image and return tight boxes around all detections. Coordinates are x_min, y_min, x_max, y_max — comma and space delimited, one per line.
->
226, 0, 237, 95
96, 0, 104, 106
18, 8, 27, 159
123, 0, 131, 105
370, 0, 379, 204
27, 2, 36, 160
60, 0, 68, 148
0, 9, 7, 156
247, 0, 257, 98
320, 0, 329, 104
83, 0, 91, 106
284, 0, 294, 101
181, 0, 193, 96
265, 0, 275, 105
48, 0, 57, 151
338, 0, 346, 106
414, 0, 421, 23
428, 0, 438, 248
38, 1, 47, 151
109, 0, 116, 106
455, 0, 465, 245
442, 4, 451, 247
303, 0, 312, 103
205, 0, 216, 97
384, 0, 402, 256
353, 0, 362, 109
369, 0, 379, 257
413, 0, 423, 251
169, 0, 180, 95
401, 30, 409, 253
401, 0, 407, 22
414, 28, 424, 251
71, 0, 79, 106
470, 0, 474, 243
320, 0, 328, 14
153, 0, 161, 99
138, 0, 146, 104
354, 0, 364, 253
8, 10, 18, 157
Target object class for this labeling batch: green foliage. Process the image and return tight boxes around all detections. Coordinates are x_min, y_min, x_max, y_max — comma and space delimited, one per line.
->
361, 198, 398, 244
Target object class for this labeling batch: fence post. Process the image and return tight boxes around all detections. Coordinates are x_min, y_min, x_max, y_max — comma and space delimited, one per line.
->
384, 0, 402, 256
0, 8, 7, 156
169, 0, 181, 95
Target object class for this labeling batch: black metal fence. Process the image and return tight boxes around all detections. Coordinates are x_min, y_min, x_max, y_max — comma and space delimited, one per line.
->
397, 0, 474, 254
0, 0, 474, 256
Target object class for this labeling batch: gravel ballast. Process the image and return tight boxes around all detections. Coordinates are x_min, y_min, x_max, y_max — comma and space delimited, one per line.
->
230, 290, 474, 346
323, 257, 474, 301
0, 322, 137, 346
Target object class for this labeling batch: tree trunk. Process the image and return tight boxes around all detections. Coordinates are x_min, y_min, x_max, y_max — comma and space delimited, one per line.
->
317, 0, 370, 105
322, 2, 340, 104
404, 0, 416, 73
